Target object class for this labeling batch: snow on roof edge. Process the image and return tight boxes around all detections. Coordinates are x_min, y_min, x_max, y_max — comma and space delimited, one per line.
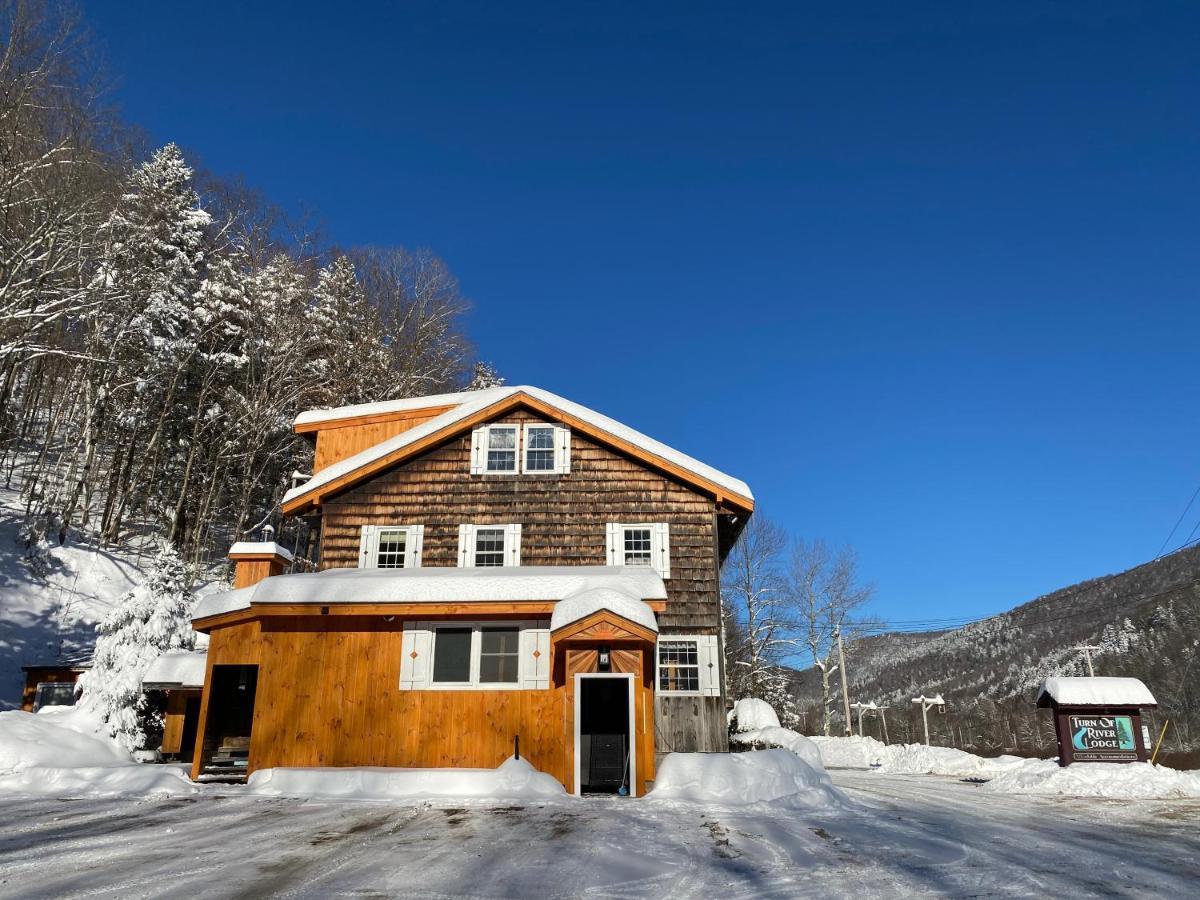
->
192, 566, 667, 624
229, 541, 294, 562
294, 387, 508, 426
142, 650, 208, 688
283, 385, 753, 507
1036, 676, 1157, 707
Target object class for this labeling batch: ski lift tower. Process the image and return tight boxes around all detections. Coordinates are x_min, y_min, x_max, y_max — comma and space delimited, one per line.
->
911, 694, 945, 746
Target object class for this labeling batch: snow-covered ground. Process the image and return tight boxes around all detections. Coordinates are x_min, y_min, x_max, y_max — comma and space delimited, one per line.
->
0, 769, 1195, 898
810, 735, 1200, 799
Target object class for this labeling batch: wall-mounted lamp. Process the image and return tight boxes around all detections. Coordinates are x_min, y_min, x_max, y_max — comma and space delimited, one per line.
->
598, 646, 611, 672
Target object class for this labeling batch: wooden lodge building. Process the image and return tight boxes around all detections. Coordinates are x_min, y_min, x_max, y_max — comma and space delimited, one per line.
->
188, 385, 754, 795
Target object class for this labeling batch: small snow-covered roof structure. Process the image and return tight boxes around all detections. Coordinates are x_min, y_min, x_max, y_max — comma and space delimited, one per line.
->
282, 386, 753, 516
228, 541, 293, 562
193, 565, 667, 622
549, 586, 658, 633
143, 650, 208, 689
1036, 676, 1157, 709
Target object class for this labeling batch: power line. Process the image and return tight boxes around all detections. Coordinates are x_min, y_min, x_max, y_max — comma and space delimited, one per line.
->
1156, 479, 1200, 559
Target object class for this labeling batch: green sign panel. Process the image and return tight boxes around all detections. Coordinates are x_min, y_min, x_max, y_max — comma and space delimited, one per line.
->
1068, 715, 1137, 762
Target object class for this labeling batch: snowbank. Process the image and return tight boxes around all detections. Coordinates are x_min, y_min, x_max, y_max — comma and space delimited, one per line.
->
246, 756, 568, 801
728, 697, 780, 732
811, 735, 1029, 776
982, 759, 1200, 800
0, 709, 196, 797
651, 749, 844, 808
730, 727, 825, 772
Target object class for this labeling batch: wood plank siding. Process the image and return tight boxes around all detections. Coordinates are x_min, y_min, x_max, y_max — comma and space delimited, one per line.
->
319, 409, 722, 632
309, 406, 455, 472
192, 616, 657, 794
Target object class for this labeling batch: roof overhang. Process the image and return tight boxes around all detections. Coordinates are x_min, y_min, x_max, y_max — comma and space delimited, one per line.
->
281, 388, 754, 517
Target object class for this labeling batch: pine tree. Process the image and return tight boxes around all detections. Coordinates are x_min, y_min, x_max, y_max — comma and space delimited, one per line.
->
79, 543, 197, 751
467, 361, 505, 390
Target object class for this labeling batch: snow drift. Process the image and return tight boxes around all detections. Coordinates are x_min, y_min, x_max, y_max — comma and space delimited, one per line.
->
810, 735, 1200, 799
0, 708, 196, 797
651, 749, 844, 807
727, 699, 827, 771
246, 756, 568, 801
727, 697, 780, 732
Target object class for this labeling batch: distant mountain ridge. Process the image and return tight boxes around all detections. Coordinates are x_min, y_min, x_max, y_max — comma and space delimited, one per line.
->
808, 545, 1200, 710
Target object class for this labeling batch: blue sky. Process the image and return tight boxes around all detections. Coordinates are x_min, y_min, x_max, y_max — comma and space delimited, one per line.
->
88, 1, 1199, 624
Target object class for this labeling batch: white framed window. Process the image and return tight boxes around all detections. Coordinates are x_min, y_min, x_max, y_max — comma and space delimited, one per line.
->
400, 621, 550, 690
522, 423, 570, 474
358, 524, 424, 568
606, 522, 671, 579
656, 635, 721, 696
470, 424, 519, 474
470, 422, 570, 475
457, 523, 522, 567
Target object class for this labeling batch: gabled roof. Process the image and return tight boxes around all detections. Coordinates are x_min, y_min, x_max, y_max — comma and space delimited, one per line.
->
281, 385, 754, 515
1036, 676, 1157, 708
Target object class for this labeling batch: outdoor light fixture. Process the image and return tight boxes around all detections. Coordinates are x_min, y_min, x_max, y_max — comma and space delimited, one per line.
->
598, 646, 611, 672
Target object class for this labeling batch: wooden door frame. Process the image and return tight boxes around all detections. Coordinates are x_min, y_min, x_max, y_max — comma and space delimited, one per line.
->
573, 672, 637, 798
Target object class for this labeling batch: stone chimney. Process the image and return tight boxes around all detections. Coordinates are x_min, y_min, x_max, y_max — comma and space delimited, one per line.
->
229, 528, 294, 589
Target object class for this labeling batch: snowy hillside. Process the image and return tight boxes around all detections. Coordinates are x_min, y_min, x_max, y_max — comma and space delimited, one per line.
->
796, 545, 1200, 751
0, 487, 221, 709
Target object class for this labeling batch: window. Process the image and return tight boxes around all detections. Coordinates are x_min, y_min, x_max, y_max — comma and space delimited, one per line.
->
402, 622, 549, 690
474, 527, 506, 567
359, 524, 423, 568
479, 628, 520, 684
485, 425, 518, 472
432, 627, 473, 684
623, 527, 653, 567
470, 423, 570, 475
656, 635, 721, 696
524, 425, 556, 472
606, 522, 671, 579
658, 640, 700, 692
458, 523, 521, 567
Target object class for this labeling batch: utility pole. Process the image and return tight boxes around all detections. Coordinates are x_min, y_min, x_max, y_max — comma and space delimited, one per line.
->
879, 705, 890, 745
1073, 645, 1102, 677
849, 701, 877, 737
836, 627, 852, 736
911, 694, 945, 746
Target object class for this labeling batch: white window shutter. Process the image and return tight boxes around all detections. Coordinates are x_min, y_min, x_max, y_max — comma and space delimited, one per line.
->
469, 427, 487, 475
407, 525, 424, 568
458, 524, 473, 567
507, 523, 522, 566
358, 525, 376, 568
692, 635, 717, 696
520, 627, 550, 689
556, 426, 571, 474
400, 625, 433, 689
654, 522, 671, 579
606, 523, 620, 566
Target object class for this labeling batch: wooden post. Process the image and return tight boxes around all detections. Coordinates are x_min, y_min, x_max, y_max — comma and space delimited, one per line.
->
836, 628, 852, 736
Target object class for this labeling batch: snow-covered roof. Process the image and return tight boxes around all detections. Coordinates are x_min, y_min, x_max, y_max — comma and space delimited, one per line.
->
283, 386, 753, 510
294, 387, 509, 427
549, 587, 658, 633
1036, 676, 1157, 708
142, 650, 208, 689
192, 566, 667, 621
228, 541, 294, 561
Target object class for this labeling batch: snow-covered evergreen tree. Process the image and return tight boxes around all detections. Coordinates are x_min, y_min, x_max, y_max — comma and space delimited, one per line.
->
79, 544, 197, 751
467, 361, 505, 390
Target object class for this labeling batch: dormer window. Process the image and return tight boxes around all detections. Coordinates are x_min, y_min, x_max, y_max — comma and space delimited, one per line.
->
470, 423, 571, 475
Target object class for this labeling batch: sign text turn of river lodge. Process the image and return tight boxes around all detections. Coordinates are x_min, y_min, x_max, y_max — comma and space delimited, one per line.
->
1068, 715, 1137, 762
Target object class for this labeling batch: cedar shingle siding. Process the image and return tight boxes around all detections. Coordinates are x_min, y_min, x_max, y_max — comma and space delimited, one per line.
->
319, 409, 721, 633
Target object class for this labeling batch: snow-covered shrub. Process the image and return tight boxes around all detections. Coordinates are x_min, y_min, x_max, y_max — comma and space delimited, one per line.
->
78, 543, 196, 751
728, 697, 782, 733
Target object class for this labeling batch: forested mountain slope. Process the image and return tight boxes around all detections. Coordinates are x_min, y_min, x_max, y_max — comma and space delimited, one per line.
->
808, 546, 1200, 750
